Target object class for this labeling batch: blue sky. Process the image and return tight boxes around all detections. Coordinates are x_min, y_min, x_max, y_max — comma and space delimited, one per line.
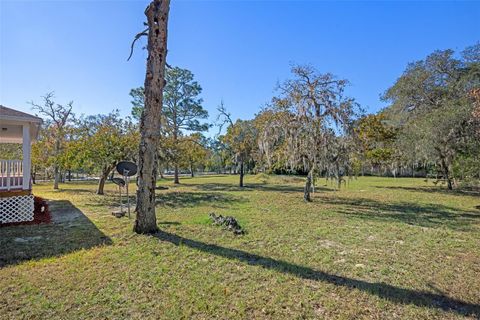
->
1, 1, 479, 134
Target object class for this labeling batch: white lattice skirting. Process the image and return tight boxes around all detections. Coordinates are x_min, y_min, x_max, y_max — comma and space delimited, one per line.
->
0, 195, 34, 223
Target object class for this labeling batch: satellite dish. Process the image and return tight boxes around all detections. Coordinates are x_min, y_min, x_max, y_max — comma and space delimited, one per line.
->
116, 161, 137, 176
111, 177, 125, 187
114, 161, 137, 219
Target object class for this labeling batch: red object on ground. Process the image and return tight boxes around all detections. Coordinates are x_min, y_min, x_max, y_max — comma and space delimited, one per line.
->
0, 196, 51, 227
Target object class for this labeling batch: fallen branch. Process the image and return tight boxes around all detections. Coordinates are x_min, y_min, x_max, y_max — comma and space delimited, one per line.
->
209, 213, 245, 235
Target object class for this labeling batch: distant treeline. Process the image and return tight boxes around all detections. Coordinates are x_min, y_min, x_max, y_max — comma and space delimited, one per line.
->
1, 43, 478, 194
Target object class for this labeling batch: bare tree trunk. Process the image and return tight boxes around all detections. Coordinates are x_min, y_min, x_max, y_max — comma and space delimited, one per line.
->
157, 157, 165, 179
239, 161, 244, 187
174, 164, 180, 184
134, 0, 170, 235
32, 166, 36, 185
190, 162, 194, 178
97, 172, 108, 195
446, 174, 453, 190
335, 162, 341, 190
53, 136, 61, 189
440, 158, 453, 190
304, 170, 312, 202
97, 167, 113, 195
53, 165, 60, 190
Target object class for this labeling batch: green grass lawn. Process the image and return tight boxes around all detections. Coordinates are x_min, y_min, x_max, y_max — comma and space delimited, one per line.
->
1, 175, 479, 319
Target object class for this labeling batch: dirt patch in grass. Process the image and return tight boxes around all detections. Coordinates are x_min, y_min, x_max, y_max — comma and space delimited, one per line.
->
0, 200, 111, 268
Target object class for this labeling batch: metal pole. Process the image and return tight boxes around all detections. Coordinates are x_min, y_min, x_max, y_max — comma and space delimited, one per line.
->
119, 184, 123, 212
124, 170, 130, 218
127, 177, 129, 218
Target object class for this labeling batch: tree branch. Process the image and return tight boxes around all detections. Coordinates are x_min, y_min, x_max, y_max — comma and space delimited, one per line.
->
127, 28, 149, 61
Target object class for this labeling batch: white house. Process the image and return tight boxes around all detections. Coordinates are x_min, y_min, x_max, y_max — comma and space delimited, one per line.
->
0, 105, 42, 223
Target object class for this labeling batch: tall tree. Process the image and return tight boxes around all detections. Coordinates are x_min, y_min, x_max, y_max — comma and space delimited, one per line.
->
134, 0, 170, 234
75, 111, 139, 195
217, 102, 258, 186
129, 87, 145, 121
255, 109, 291, 173
206, 137, 233, 174
271, 64, 360, 201
30, 92, 74, 190
223, 120, 257, 187
163, 66, 208, 184
128, 66, 208, 184
179, 133, 208, 177
355, 114, 398, 176
383, 45, 480, 189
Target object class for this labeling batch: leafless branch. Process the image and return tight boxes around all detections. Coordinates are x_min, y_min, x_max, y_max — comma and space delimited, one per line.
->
215, 100, 234, 136
127, 27, 149, 61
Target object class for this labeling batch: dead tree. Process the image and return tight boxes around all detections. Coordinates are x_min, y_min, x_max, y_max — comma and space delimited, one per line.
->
30, 92, 73, 190
133, 0, 170, 234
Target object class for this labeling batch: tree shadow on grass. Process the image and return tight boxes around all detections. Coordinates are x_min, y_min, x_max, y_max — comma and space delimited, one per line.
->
156, 191, 245, 209
317, 195, 480, 231
158, 221, 181, 225
0, 200, 112, 268
84, 189, 246, 210
154, 230, 479, 317
375, 186, 480, 197
53, 188, 95, 194
84, 195, 120, 208
182, 182, 330, 193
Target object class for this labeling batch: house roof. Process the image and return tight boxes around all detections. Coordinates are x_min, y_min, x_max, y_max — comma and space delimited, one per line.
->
0, 105, 43, 123
0, 105, 43, 143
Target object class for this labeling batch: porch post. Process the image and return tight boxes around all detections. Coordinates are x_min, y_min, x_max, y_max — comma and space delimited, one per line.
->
22, 124, 31, 190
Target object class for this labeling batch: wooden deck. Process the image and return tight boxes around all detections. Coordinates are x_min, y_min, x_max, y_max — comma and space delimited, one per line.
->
0, 189, 30, 198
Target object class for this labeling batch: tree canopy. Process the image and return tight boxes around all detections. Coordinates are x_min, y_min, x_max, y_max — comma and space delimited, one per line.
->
25, 43, 480, 204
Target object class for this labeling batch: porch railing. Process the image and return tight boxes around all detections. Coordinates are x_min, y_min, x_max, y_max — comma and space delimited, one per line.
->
0, 160, 24, 191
